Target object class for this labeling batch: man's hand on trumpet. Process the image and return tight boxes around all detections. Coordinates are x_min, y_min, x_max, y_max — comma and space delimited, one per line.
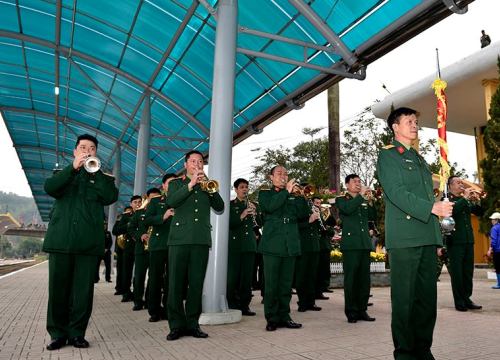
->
286, 179, 297, 193
188, 168, 205, 191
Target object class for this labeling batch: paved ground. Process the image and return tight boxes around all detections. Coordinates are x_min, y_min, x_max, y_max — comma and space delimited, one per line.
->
1, 262, 499, 360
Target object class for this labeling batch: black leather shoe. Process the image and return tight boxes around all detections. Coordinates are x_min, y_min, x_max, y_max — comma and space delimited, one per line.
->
347, 316, 357, 323
281, 320, 302, 329
189, 327, 208, 338
106, 279, 112, 283
466, 302, 482, 310
68, 336, 89, 348
367, 302, 374, 306
324, 289, 334, 293
297, 306, 307, 312
241, 309, 256, 316
46, 338, 67, 351
455, 305, 468, 312
316, 294, 329, 300
132, 303, 143, 311
358, 312, 376, 321
308, 305, 322, 311
121, 294, 133, 302
266, 322, 277, 331
149, 315, 161, 322
114, 291, 123, 295
166, 329, 183, 341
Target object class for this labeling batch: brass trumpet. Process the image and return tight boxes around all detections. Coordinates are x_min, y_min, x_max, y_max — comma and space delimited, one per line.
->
292, 184, 316, 198
200, 173, 219, 193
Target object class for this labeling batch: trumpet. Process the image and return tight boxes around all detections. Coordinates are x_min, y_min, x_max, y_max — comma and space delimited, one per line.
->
84, 155, 101, 173
245, 195, 259, 228
199, 172, 219, 193
292, 183, 316, 198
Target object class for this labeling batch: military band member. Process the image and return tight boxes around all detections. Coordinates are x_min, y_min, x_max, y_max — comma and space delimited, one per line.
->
95, 220, 113, 283
113, 207, 131, 296
336, 174, 376, 323
446, 176, 483, 311
166, 151, 224, 340
377, 107, 453, 360
114, 195, 142, 302
316, 213, 335, 299
296, 195, 322, 312
144, 174, 177, 322
44, 134, 118, 350
258, 165, 310, 331
227, 178, 260, 316
128, 188, 162, 311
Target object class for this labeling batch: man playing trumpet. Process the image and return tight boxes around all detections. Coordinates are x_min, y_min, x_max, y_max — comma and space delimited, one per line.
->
227, 178, 261, 316
335, 174, 377, 323
165, 151, 224, 340
44, 134, 118, 350
445, 176, 483, 311
258, 166, 310, 331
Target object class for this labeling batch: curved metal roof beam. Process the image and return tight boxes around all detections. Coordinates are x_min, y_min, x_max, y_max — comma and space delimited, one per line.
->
0, 30, 210, 133
0, 106, 164, 173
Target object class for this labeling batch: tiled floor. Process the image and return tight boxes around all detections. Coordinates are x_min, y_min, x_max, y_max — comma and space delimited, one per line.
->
1, 262, 499, 360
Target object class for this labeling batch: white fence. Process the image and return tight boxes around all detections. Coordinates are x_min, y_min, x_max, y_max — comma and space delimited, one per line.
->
330, 262, 386, 274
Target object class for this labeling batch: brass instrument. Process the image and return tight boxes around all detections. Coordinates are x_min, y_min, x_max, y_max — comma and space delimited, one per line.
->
84, 156, 101, 173
320, 204, 331, 222
292, 184, 316, 198
116, 234, 126, 249
143, 226, 153, 251
199, 172, 219, 193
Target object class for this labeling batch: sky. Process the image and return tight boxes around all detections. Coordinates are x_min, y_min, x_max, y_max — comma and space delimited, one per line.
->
0, 0, 499, 199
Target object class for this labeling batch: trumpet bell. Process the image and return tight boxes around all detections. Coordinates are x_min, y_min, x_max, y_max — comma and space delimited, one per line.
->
84, 156, 101, 173
200, 179, 219, 193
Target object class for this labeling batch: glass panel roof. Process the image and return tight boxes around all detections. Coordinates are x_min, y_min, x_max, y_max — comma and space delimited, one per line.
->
0, 0, 464, 220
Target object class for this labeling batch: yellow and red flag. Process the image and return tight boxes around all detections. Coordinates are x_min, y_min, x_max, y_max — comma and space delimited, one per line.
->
431, 78, 450, 192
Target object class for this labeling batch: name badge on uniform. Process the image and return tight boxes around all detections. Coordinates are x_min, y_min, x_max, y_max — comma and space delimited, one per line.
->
361, 203, 368, 207
404, 159, 413, 163
89, 180, 95, 184
288, 197, 295, 200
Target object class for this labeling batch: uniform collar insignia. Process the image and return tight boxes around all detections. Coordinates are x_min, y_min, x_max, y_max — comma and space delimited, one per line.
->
397, 146, 405, 154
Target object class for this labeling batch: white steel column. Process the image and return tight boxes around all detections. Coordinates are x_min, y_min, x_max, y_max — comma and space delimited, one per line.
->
200, 0, 240, 324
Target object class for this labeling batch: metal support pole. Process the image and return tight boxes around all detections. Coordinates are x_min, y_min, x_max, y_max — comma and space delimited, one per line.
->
133, 94, 151, 195
201, 0, 238, 319
108, 144, 121, 245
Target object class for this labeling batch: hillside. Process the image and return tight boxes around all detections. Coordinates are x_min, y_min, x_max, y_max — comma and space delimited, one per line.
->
0, 191, 42, 225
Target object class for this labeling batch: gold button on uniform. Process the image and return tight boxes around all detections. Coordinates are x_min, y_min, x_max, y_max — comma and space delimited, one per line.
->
406, 215, 411, 220
175, 223, 179, 226
195, 209, 198, 212
195, 218, 198, 222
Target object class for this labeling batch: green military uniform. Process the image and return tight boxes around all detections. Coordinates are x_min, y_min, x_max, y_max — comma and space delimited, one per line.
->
113, 211, 135, 300
377, 140, 442, 360
316, 217, 334, 296
336, 193, 376, 320
258, 188, 310, 324
43, 165, 118, 340
128, 207, 149, 309
227, 198, 260, 311
446, 194, 482, 309
144, 195, 172, 319
166, 177, 224, 332
112, 218, 124, 294
296, 198, 320, 310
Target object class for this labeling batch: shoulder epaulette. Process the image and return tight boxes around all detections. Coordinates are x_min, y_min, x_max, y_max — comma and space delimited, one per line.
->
382, 144, 395, 150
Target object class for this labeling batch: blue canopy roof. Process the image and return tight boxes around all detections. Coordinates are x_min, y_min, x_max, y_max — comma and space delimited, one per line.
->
0, 0, 471, 220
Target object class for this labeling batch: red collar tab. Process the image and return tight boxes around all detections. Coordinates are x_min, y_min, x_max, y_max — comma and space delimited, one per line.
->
397, 146, 405, 154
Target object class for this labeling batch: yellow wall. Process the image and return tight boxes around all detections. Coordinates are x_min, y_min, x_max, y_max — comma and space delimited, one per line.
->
472, 215, 490, 264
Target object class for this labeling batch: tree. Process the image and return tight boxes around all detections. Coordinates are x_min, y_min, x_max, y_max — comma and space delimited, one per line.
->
0, 236, 13, 258
17, 238, 43, 258
480, 57, 500, 231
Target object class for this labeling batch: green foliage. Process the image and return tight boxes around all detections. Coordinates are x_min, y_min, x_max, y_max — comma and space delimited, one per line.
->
17, 238, 43, 258
480, 57, 500, 232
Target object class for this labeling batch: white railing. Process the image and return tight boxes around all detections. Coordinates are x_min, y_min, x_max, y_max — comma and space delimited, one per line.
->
330, 262, 386, 274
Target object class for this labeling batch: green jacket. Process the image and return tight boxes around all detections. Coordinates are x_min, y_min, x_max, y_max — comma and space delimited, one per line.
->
144, 195, 172, 251
128, 208, 148, 255
445, 194, 482, 245
42, 165, 118, 256
376, 140, 442, 249
297, 198, 320, 253
229, 198, 261, 253
258, 188, 310, 257
336, 194, 375, 251
166, 177, 224, 246
112, 212, 135, 252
